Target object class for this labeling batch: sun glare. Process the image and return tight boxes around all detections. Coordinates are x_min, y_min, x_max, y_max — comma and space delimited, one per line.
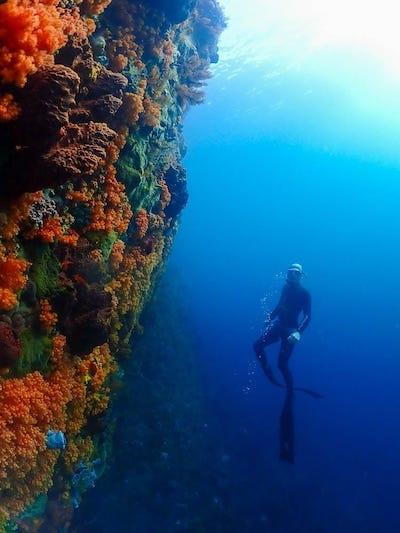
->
219, 0, 400, 79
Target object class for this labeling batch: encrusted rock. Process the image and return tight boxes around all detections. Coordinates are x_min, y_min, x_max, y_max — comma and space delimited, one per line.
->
75, 94, 123, 123
57, 35, 96, 83
16, 65, 80, 147
163, 165, 189, 218
42, 122, 117, 182
1, 122, 117, 195
87, 67, 128, 98
56, 283, 112, 356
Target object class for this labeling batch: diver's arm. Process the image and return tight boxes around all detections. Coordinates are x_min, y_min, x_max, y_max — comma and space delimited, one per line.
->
288, 291, 311, 343
298, 292, 311, 333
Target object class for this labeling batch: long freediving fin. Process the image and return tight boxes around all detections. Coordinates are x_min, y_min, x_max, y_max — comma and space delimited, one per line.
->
263, 362, 323, 399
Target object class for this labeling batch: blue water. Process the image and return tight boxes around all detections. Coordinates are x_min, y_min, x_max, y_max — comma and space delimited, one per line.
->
168, 71, 400, 529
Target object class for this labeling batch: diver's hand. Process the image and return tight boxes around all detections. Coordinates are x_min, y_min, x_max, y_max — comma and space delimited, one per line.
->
287, 331, 301, 344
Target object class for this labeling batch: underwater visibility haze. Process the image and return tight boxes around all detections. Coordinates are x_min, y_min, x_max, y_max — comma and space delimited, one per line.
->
0, 0, 399, 531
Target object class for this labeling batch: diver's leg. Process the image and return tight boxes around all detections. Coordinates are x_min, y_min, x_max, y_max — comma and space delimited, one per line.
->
280, 394, 295, 463
253, 325, 280, 378
278, 339, 294, 397
278, 338, 295, 462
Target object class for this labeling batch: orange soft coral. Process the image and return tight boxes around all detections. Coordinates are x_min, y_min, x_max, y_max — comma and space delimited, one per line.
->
0, 367, 74, 516
105, 127, 128, 166
110, 239, 125, 270
0, 191, 42, 241
110, 53, 128, 72
0, 255, 30, 311
106, 29, 144, 73
123, 92, 144, 126
122, 80, 147, 126
88, 249, 103, 263
87, 166, 132, 234
77, 343, 117, 416
0, 0, 75, 87
0, 329, 113, 518
63, 435, 94, 473
134, 208, 148, 239
82, 0, 112, 16
77, 343, 116, 391
0, 93, 21, 121
152, 37, 175, 69
106, 235, 165, 322
39, 299, 58, 332
66, 189, 90, 204
141, 96, 161, 128
159, 179, 171, 211
50, 334, 66, 368
25, 217, 79, 246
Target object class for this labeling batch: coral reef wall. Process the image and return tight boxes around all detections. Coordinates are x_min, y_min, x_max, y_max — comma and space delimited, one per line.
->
0, 0, 224, 529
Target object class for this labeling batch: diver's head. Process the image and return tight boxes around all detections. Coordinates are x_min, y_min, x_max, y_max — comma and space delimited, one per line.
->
286, 263, 303, 284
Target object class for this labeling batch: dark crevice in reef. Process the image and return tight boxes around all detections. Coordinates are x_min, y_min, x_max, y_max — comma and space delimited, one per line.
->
0, 0, 225, 529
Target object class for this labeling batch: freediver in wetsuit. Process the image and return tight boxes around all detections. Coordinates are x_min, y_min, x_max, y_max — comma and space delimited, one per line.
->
253, 263, 321, 463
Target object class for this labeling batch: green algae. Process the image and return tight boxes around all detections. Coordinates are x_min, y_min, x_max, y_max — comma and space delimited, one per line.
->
86, 230, 118, 261
4, 494, 48, 533
116, 134, 148, 195
18, 495, 48, 523
14, 329, 52, 377
28, 244, 61, 299
70, 202, 92, 230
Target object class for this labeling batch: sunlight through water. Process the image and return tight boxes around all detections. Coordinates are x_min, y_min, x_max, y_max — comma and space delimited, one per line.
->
204, 0, 400, 163
218, 0, 400, 76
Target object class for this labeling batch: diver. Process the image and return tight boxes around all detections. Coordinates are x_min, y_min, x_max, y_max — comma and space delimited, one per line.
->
253, 263, 322, 462
254, 263, 312, 397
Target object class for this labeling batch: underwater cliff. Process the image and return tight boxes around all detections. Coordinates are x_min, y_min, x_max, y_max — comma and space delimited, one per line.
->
0, 0, 224, 529
72, 273, 225, 532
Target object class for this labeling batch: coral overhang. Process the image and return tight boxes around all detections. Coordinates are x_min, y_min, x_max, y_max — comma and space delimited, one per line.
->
0, 0, 225, 529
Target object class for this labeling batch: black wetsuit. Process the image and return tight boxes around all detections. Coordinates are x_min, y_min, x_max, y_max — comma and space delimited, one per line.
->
254, 282, 311, 375
254, 283, 312, 396
269, 282, 311, 337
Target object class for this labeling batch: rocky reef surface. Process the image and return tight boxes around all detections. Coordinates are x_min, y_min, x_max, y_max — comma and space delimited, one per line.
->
0, 0, 224, 529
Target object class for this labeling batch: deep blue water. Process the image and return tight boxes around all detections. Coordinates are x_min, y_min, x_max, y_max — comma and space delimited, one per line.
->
168, 85, 400, 530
